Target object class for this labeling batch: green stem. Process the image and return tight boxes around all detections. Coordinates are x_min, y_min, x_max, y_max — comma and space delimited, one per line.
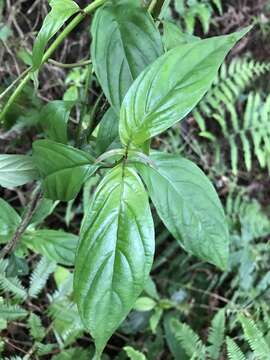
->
48, 58, 91, 69
0, 67, 30, 101
0, 73, 31, 122
0, 0, 106, 124
148, 0, 157, 13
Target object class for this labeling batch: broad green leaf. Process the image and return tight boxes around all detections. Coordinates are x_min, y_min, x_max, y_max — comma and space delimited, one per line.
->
39, 101, 74, 144
96, 108, 120, 155
33, 140, 96, 201
136, 152, 229, 269
0, 155, 39, 188
91, 1, 163, 112
134, 297, 156, 312
150, 307, 163, 334
22, 230, 78, 266
32, 0, 80, 69
74, 165, 154, 355
119, 27, 251, 147
0, 199, 21, 243
30, 198, 58, 226
163, 21, 200, 50
124, 346, 147, 360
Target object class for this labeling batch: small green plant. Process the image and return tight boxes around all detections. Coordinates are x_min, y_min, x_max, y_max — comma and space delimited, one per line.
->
0, 0, 252, 357
163, 0, 223, 35
165, 313, 270, 360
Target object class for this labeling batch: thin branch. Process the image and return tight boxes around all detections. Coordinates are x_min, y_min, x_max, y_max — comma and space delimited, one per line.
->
48, 58, 91, 69
0, 0, 107, 123
0, 68, 30, 101
0, 188, 43, 259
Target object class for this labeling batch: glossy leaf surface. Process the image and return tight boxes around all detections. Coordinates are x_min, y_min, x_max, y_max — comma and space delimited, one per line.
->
136, 152, 229, 269
0, 155, 38, 188
96, 108, 120, 155
163, 21, 200, 50
39, 100, 74, 144
74, 165, 154, 354
91, 1, 163, 112
119, 27, 251, 147
32, 0, 80, 69
33, 140, 96, 201
22, 230, 78, 266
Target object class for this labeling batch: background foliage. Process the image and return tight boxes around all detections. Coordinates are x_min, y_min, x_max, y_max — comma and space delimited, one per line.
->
1, 0, 270, 358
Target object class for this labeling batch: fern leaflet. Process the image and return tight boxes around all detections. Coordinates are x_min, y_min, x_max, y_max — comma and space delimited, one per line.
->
226, 337, 246, 360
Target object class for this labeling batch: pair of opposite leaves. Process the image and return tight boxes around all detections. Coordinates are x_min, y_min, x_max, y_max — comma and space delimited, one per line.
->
34, 1, 250, 357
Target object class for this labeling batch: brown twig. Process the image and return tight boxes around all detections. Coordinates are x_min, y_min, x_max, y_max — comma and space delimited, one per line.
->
0, 187, 43, 259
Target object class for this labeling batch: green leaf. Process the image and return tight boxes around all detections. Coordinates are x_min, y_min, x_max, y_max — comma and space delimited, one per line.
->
32, 0, 80, 69
212, 0, 222, 15
0, 302, 28, 320
170, 318, 206, 358
136, 152, 229, 270
33, 140, 96, 201
0, 199, 21, 243
124, 346, 147, 360
226, 337, 246, 360
207, 309, 225, 359
239, 314, 270, 359
22, 230, 78, 266
29, 257, 56, 298
91, 0, 163, 112
150, 308, 163, 333
39, 100, 74, 144
119, 27, 251, 147
96, 108, 120, 155
0, 260, 27, 300
134, 297, 156, 312
30, 198, 58, 226
51, 347, 94, 360
163, 21, 200, 50
0, 155, 39, 188
74, 165, 154, 355
28, 313, 46, 341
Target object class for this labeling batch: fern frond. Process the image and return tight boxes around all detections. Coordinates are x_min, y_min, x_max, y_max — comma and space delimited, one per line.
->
36, 342, 57, 356
226, 337, 246, 360
51, 347, 92, 360
0, 260, 27, 300
194, 57, 270, 175
27, 313, 46, 341
239, 314, 270, 359
226, 190, 270, 239
124, 346, 147, 360
195, 58, 270, 128
170, 318, 206, 359
0, 302, 28, 320
49, 298, 84, 345
207, 309, 225, 360
28, 257, 56, 298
